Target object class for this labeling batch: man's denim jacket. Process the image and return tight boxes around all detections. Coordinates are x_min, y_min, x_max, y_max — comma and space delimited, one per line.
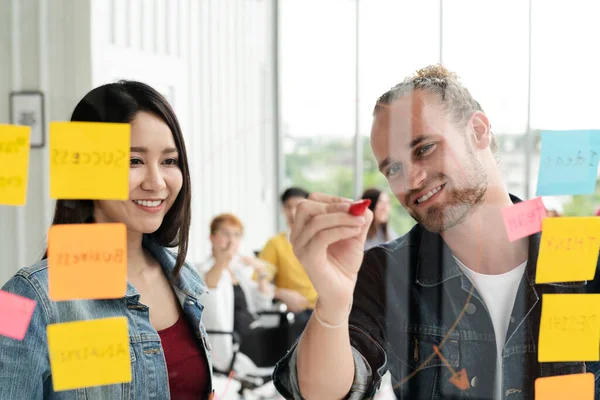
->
0, 235, 213, 400
273, 200, 600, 399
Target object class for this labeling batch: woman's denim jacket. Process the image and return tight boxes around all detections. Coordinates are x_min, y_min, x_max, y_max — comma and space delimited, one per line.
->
0, 236, 213, 399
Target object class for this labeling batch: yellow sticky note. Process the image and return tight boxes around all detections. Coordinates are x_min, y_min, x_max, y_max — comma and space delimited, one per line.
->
535, 373, 594, 399
536, 217, 600, 283
50, 122, 130, 200
47, 317, 131, 391
0, 125, 30, 205
538, 294, 600, 362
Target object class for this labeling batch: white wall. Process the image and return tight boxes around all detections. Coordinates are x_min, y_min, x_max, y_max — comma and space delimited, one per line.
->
0, 0, 278, 285
0, 0, 93, 286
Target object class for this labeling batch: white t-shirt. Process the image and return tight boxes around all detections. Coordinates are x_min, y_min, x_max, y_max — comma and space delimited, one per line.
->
454, 257, 527, 400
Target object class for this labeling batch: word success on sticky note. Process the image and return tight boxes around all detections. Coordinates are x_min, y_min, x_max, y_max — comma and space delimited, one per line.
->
538, 294, 600, 362
49, 121, 130, 200
536, 217, 600, 284
536, 130, 599, 196
48, 223, 127, 301
0, 290, 36, 340
501, 197, 546, 241
47, 317, 131, 391
535, 373, 594, 400
0, 124, 30, 205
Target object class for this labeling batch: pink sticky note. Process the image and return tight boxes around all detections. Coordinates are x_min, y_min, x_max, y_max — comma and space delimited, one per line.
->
0, 290, 37, 340
502, 197, 547, 241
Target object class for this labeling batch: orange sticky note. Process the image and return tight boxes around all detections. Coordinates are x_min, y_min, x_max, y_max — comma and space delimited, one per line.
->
501, 197, 546, 241
538, 294, 600, 362
48, 223, 127, 301
0, 124, 30, 205
536, 217, 600, 283
49, 121, 130, 200
535, 373, 594, 399
47, 317, 131, 391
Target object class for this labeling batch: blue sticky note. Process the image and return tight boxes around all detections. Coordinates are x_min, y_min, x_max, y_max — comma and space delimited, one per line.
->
592, 130, 600, 154
536, 130, 600, 196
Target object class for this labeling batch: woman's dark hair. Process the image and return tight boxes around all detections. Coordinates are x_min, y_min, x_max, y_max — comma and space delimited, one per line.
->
280, 187, 309, 205
43, 80, 192, 276
361, 188, 389, 241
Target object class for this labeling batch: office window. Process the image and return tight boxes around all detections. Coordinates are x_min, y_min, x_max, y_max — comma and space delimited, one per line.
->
280, 0, 357, 199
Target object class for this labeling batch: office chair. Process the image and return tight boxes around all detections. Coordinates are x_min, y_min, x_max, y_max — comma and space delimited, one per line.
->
207, 304, 295, 399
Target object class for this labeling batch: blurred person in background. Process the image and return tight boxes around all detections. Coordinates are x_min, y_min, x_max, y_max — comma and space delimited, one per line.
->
361, 188, 398, 249
198, 213, 275, 373
259, 187, 316, 325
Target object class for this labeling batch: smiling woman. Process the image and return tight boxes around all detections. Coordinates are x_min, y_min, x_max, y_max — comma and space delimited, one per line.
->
0, 81, 214, 400
48, 82, 192, 275
93, 110, 184, 238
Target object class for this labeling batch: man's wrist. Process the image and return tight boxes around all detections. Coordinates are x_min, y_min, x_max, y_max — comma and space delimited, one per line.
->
314, 297, 352, 327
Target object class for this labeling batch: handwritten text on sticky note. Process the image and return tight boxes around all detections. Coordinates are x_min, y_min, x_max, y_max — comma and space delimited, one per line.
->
48, 223, 127, 301
47, 317, 131, 391
538, 294, 600, 362
50, 122, 130, 200
535, 373, 594, 400
536, 130, 599, 196
536, 217, 600, 284
0, 125, 30, 205
0, 290, 36, 340
502, 197, 546, 241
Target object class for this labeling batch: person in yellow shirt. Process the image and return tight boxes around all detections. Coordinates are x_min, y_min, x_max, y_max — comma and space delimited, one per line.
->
259, 187, 317, 325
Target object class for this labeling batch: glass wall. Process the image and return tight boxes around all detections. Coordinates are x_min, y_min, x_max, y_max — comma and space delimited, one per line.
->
280, 0, 600, 236
530, 0, 600, 216
279, 0, 357, 199
357, 0, 441, 234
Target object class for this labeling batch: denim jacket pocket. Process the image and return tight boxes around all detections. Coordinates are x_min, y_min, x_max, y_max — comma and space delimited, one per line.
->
388, 326, 460, 400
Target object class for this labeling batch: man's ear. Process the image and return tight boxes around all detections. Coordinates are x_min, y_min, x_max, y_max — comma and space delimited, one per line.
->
470, 111, 491, 150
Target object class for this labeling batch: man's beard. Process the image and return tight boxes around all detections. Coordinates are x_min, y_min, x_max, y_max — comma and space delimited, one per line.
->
407, 157, 488, 233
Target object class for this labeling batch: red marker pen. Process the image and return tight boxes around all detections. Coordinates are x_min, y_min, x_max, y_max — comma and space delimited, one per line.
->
348, 199, 371, 216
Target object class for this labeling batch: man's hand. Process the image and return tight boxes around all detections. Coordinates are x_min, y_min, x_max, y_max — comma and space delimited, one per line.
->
205, 244, 236, 288
213, 243, 235, 267
290, 192, 372, 323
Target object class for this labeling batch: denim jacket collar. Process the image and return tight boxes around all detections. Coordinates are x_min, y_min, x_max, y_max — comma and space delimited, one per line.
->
415, 227, 461, 286
122, 235, 207, 304
416, 194, 533, 287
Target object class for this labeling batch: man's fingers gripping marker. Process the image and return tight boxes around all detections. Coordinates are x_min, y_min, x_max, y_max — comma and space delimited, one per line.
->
348, 199, 371, 216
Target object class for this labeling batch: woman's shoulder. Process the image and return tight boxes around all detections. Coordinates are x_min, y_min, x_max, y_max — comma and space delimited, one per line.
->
2, 260, 51, 322
15, 258, 49, 275
3, 259, 50, 295
173, 255, 209, 294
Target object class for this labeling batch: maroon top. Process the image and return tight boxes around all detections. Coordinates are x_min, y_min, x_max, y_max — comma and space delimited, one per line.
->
158, 316, 210, 399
